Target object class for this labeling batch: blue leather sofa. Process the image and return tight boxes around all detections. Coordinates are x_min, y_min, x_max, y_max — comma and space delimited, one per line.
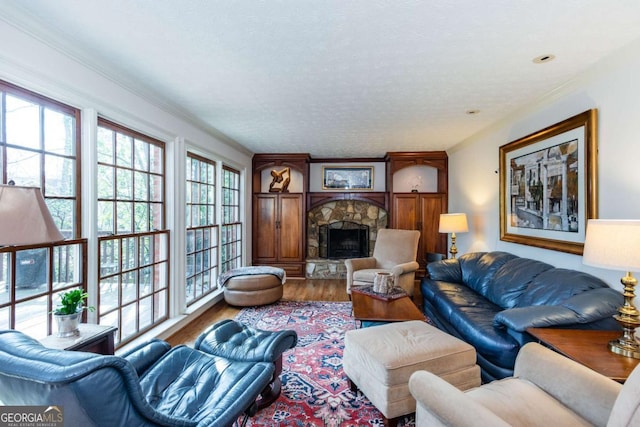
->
421, 251, 622, 382
0, 329, 276, 427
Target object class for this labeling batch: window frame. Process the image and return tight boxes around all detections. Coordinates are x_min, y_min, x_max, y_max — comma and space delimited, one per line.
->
96, 118, 168, 346
185, 152, 219, 306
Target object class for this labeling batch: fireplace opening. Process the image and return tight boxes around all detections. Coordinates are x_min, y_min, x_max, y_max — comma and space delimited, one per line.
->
319, 221, 369, 259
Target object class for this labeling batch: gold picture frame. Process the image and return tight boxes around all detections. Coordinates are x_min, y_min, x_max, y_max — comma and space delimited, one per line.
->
499, 109, 598, 255
322, 166, 374, 190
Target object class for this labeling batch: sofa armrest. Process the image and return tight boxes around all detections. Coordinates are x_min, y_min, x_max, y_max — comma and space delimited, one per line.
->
120, 339, 171, 376
409, 371, 510, 427
515, 343, 621, 426
426, 258, 462, 282
494, 305, 581, 331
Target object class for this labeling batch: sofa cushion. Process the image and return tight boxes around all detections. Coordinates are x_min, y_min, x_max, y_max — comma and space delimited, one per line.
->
424, 281, 519, 369
515, 268, 611, 307
460, 252, 518, 297
485, 257, 553, 308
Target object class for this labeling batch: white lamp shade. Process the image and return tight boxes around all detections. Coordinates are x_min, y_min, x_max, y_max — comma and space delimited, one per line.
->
0, 185, 65, 246
583, 219, 640, 272
439, 213, 469, 233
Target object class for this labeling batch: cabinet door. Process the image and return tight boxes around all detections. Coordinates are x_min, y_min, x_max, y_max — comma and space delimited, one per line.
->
419, 194, 446, 259
253, 194, 278, 262
391, 194, 419, 230
278, 194, 303, 262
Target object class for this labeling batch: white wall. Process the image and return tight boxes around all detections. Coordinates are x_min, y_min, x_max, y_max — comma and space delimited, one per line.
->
448, 38, 640, 291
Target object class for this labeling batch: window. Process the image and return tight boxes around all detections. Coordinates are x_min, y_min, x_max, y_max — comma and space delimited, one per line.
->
0, 80, 85, 339
0, 81, 80, 237
96, 119, 168, 345
185, 153, 218, 305
221, 166, 242, 272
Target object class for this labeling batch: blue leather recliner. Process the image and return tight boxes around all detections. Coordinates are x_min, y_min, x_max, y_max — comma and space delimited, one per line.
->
0, 329, 276, 427
421, 251, 623, 382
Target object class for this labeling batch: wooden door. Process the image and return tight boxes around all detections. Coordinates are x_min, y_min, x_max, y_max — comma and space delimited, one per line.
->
391, 194, 419, 230
277, 194, 303, 262
253, 194, 278, 262
419, 194, 447, 265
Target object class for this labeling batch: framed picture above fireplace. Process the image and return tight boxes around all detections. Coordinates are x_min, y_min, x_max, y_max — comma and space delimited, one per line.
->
322, 166, 373, 190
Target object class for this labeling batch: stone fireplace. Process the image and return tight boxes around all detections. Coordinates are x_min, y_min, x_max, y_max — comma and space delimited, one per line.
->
306, 200, 388, 279
320, 221, 369, 259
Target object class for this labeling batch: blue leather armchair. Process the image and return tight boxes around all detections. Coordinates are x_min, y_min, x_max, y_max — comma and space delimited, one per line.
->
0, 329, 275, 427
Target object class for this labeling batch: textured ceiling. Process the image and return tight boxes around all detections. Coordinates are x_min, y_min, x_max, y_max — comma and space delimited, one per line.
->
2, 1, 640, 158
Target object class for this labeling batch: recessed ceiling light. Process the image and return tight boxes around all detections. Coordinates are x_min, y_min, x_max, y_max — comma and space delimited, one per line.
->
533, 54, 555, 64
466, 109, 480, 115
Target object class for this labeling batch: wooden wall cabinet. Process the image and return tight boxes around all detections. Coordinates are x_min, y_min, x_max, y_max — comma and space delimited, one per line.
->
391, 193, 447, 269
252, 154, 309, 277
253, 193, 304, 276
386, 151, 448, 274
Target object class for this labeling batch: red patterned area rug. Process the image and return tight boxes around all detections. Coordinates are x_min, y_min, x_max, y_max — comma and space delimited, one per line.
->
235, 300, 416, 427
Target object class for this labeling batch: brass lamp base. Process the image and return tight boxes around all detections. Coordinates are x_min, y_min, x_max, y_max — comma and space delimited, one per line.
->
609, 272, 640, 359
609, 338, 640, 359
449, 233, 458, 259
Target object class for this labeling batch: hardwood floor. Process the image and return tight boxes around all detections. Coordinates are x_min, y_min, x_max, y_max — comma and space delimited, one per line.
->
165, 278, 350, 346
165, 278, 424, 347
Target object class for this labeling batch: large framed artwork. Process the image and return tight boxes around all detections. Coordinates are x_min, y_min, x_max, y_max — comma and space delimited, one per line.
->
499, 109, 598, 255
322, 166, 374, 190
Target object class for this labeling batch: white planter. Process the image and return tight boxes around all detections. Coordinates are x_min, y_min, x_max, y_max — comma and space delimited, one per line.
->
55, 312, 81, 337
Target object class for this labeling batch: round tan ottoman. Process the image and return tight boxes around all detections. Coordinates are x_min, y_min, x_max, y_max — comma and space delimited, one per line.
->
223, 273, 283, 307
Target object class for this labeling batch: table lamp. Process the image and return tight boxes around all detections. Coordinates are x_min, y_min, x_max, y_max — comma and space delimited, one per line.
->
439, 213, 468, 259
583, 219, 640, 359
0, 184, 64, 245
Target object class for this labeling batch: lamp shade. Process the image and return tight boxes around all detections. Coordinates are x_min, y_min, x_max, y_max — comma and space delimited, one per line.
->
583, 219, 640, 272
0, 185, 64, 246
439, 213, 469, 233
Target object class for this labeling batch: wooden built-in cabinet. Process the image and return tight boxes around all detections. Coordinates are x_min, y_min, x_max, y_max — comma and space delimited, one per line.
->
251, 152, 448, 278
253, 193, 305, 276
386, 152, 448, 274
391, 193, 446, 270
252, 154, 309, 277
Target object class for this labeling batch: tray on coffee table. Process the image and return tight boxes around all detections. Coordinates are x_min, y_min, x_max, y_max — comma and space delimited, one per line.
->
351, 285, 407, 301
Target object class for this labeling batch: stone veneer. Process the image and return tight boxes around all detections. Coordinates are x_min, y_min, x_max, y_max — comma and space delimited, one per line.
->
306, 200, 388, 279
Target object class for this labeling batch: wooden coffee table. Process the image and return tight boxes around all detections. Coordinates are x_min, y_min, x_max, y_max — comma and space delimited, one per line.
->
351, 290, 426, 324
527, 328, 640, 383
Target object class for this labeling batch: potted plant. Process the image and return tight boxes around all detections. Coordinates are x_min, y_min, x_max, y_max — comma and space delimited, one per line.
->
53, 289, 95, 337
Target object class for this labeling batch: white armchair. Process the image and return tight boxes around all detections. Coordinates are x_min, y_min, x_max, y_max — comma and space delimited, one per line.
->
409, 342, 640, 427
345, 228, 420, 296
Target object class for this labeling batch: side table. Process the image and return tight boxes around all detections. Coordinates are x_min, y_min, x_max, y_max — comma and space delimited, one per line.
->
39, 323, 118, 355
527, 328, 640, 383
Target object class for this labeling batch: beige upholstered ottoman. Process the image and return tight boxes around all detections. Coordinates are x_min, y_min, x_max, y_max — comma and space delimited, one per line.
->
223, 273, 283, 307
343, 320, 480, 426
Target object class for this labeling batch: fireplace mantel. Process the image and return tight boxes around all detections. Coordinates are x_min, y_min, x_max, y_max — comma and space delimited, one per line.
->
306, 191, 388, 210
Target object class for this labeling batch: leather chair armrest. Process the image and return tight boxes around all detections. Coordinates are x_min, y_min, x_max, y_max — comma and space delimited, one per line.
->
515, 343, 621, 426
409, 370, 510, 427
120, 339, 171, 376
